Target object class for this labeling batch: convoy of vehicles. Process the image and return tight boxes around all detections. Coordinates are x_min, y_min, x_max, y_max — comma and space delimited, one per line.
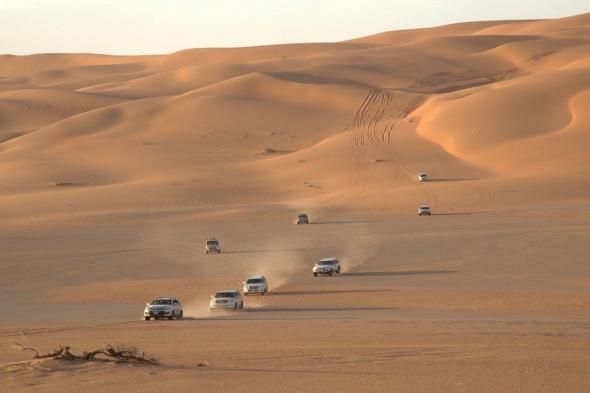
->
145, 173, 445, 319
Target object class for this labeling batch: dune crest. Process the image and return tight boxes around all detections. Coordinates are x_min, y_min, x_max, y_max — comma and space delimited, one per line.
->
1, 13, 590, 219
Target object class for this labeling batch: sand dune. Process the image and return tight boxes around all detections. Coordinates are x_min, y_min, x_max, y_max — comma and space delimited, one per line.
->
1, 12, 590, 393
0, 13, 588, 215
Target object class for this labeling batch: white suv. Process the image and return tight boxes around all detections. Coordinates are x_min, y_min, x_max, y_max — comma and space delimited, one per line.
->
418, 205, 431, 216
313, 257, 341, 276
144, 297, 183, 320
204, 238, 221, 254
209, 290, 243, 311
243, 275, 268, 296
418, 173, 429, 182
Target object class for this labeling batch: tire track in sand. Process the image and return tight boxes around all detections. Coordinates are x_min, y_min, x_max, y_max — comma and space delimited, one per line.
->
334, 89, 427, 208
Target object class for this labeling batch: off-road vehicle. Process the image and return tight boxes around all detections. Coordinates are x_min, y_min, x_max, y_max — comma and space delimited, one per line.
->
144, 297, 183, 320
204, 238, 221, 254
312, 257, 341, 276
209, 290, 243, 310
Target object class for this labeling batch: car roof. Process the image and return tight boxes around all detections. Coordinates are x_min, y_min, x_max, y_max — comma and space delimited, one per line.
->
247, 275, 266, 280
420, 205, 430, 208
153, 297, 176, 301
216, 290, 239, 294
319, 257, 338, 262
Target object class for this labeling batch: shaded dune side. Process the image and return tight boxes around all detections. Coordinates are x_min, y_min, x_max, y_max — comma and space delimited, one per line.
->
416, 68, 590, 174
0, 13, 589, 220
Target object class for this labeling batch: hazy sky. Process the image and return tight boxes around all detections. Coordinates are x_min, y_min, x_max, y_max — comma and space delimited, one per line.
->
1, 0, 588, 55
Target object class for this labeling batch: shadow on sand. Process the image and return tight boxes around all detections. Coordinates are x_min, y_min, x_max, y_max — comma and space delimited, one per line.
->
427, 178, 480, 182
243, 306, 397, 313
224, 248, 314, 254
431, 211, 489, 216
270, 289, 394, 296
310, 220, 376, 225
340, 270, 457, 277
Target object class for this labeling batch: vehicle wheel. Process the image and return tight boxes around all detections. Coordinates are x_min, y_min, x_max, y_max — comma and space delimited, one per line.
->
169, 312, 175, 320
179, 310, 183, 320
328, 271, 333, 276
144, 316, 150, 321
313, 273, 318, 277
337, 267, 341, 274
261, 292, 266, 296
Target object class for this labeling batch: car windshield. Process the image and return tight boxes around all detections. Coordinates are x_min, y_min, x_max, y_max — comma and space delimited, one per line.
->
150, 299, 172, 305
247, 278, 264, 284
319, 261, 332, 265
215, 292, 236, 298
298, 215, 307, 218
207, 240, 218, 246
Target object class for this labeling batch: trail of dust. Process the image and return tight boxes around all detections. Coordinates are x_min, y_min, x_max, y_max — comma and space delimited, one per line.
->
140, 235, 311, 314
339, 237, 383, 273
182, 299, 213, 319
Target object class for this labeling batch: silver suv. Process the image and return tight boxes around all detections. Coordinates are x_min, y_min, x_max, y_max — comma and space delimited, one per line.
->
313, 257, 341, 276
296, 214, 310, 224
209, 290, 243, 311
204, 238, 221, 254
144, 297, 183, 320
243, 275, 268, 296
418, 206, 431, 216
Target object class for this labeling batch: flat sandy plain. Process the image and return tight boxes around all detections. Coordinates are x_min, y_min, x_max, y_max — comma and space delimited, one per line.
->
1, 13, 590, 393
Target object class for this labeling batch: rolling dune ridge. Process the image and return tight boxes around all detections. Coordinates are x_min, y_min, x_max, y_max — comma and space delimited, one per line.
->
1, 14, 589, 219
1, 13, 590, 393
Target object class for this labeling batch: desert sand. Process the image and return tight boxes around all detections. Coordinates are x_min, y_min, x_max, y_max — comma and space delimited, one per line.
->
1, 13, 590, 392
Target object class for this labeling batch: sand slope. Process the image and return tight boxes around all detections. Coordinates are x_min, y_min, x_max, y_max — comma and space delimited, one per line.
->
1, 14, 590, 220
2, 13, 590, 393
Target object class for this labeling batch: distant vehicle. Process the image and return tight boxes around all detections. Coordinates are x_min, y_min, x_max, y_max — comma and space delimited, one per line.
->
418, 206, 432, 216
204, 238, 221, 254
209, 290, 243, 311
296, 213, 310, 224
418, 173, 429, 182
144, 297, 183, 320
313, 257, 341, 276
243, 275, 268, 296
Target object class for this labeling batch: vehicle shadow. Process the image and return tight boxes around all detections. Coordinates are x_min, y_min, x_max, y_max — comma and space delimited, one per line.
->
431, 212, 489, 216
270, 289, 394, 296
339, 270, 457, 277
311, 220, 376, 225
224, 248, 315, 254
427, 178, 480, 182
243, 306, 397, 313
